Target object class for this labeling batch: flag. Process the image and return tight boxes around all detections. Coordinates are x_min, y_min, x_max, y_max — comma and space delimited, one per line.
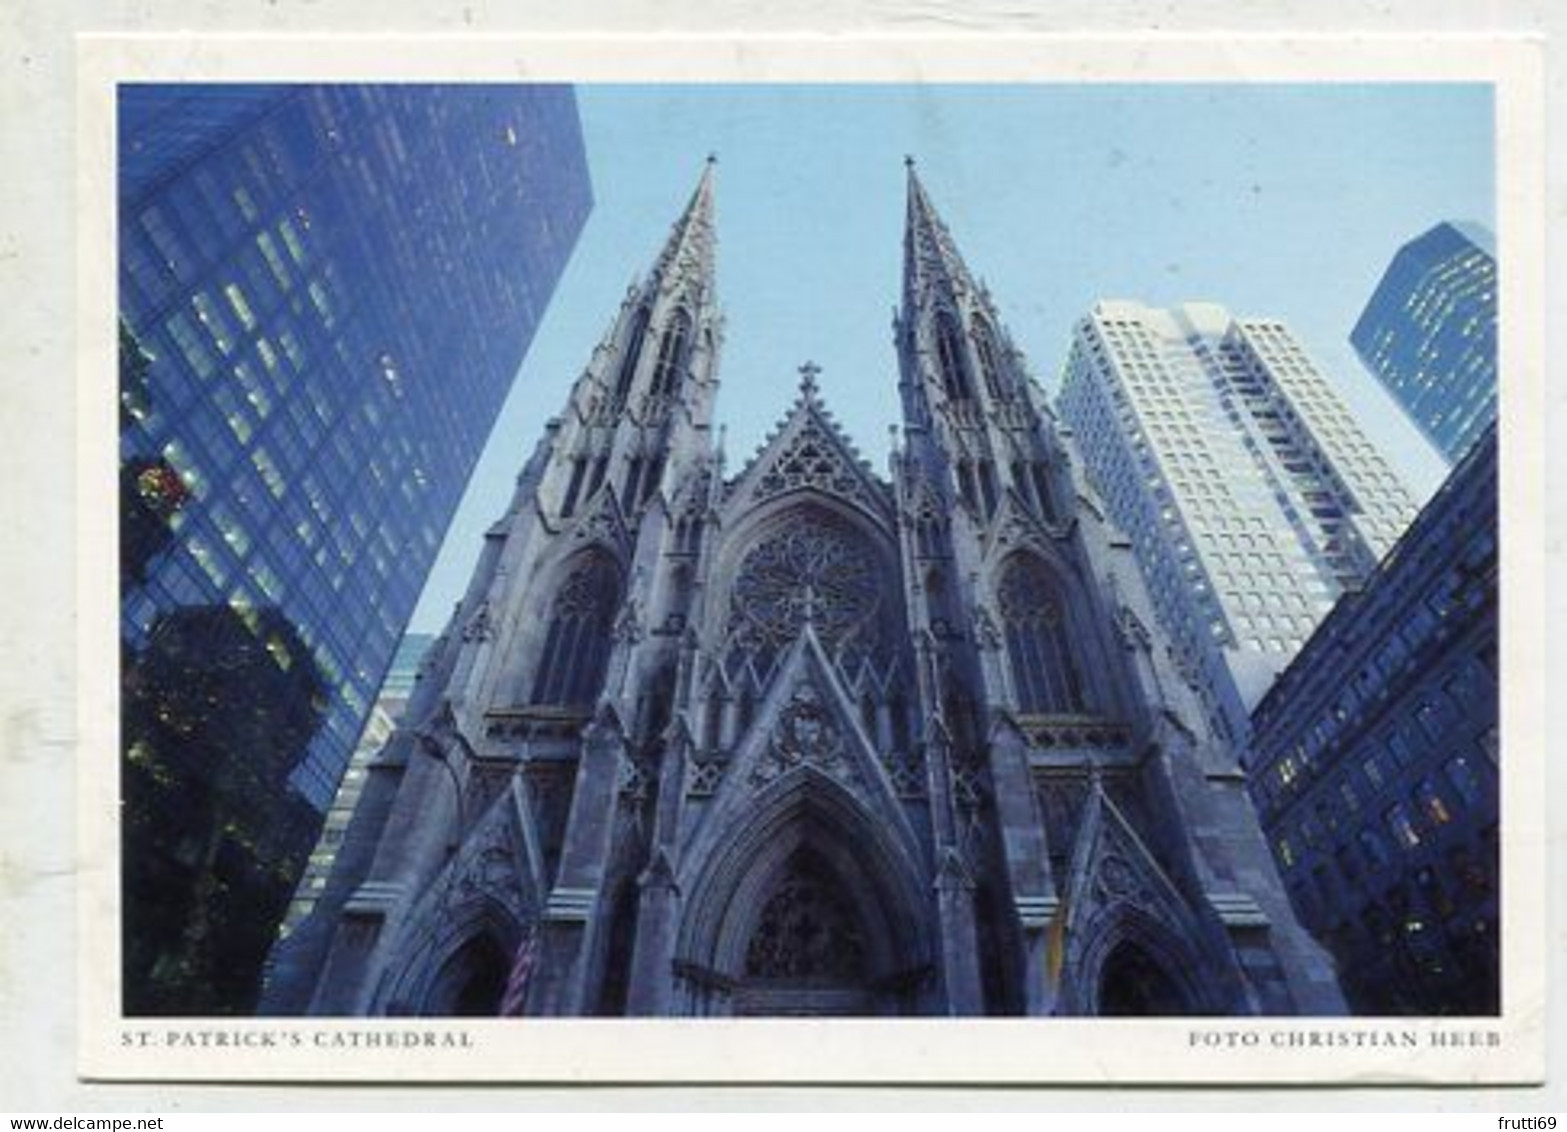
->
1045, 893, 1069, 990
499, 923, 540, 1017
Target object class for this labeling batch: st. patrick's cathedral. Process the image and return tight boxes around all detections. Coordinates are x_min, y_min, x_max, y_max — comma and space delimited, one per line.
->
265, 161, 1345, 1017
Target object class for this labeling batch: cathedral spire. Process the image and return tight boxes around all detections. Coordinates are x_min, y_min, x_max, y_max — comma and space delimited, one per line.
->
649, 155, 718, 300
902, 159, 978, 309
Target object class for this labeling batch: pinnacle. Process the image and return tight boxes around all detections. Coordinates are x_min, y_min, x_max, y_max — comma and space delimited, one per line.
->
650, 157, 718, 291
901, 159, 979, 304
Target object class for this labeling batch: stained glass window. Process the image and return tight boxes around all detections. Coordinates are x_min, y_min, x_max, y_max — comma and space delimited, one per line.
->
997, 556, 1086, 715
728, 516, 881, 666
530, 552, 621, 708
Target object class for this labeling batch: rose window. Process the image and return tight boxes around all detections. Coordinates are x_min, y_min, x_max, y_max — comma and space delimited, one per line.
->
728, 520, 881, 661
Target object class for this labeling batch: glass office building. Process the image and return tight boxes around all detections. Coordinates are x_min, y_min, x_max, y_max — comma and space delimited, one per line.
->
279, 631, 435, 937
119, 84, 592, 807
1250, 427, 1498, 1014
117, 85, 591, 1012
1350, 221, 1497, 465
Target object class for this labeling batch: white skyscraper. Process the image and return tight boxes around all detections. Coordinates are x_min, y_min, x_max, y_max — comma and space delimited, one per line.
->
1057, 301, 1417, 751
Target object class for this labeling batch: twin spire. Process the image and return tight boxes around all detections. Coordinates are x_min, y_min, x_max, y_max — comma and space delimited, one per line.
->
645, 154, 974, 312
902, 157, 980, 306
648, 153, 718, 295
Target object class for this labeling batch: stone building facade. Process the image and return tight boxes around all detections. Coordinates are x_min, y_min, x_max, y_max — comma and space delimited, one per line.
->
268, 162, 1343, 1017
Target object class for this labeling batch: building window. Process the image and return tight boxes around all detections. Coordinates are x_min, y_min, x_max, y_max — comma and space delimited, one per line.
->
1444, 754, 1485, 807
613, 306, 650, 404
997, 556, 1086, 715
649, 310, 692, 397
1357, 826, 1391, 870
935, 311, 973, 402
1384, 802, 1421, 851
560, 456, 588, 518
972, 316, 1009, 400
1414, 778, 1455, 826
529, 552, 621, 709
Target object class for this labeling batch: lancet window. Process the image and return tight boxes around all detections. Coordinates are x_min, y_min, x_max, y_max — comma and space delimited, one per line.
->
612, 306, 650, 405
530, 551, 621, 709
973, 316, 1010, 400
560, 456, 588, 518
649, 311, 692, 397
997, 556, 1087, 715
935, 312, 973, 402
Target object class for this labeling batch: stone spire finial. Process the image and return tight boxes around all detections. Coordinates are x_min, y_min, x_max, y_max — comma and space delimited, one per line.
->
650, 157, 718, 287
798, 360, 821, 400
901, 159, 979, 306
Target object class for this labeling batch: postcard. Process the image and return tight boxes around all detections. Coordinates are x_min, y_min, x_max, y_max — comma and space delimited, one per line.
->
76, 32, 1545, 1084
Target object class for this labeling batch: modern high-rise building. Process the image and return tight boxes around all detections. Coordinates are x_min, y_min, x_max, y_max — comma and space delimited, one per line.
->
1249, 426, 1498, 1015
279, 631, 437, 937
1350, 221, 1497, 464
117, 84, 592, 1014
269, 164, 1342, 1019
1057, 301, 1418, 749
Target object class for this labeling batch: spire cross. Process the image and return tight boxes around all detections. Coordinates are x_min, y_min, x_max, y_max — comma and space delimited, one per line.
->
904, 154, 916, 169
798, 360, 821, 397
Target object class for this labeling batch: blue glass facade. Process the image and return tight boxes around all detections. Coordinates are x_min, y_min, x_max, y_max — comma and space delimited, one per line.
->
1350, 221, 1497, 465
1249, 427, 1498, 1014
118, 84, 593, 810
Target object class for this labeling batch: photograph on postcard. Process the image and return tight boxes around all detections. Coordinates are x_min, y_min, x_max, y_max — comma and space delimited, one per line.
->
83, 41, 1541, 1082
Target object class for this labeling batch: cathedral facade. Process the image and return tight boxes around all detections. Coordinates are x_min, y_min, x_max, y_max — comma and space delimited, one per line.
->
265, 162, 1345, 1018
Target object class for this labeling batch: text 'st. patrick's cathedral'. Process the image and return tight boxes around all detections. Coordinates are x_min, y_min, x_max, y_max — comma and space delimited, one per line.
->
267, 161, 1345, 1017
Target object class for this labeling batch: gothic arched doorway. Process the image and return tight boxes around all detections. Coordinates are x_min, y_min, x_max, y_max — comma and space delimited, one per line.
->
674, 771, 933, 1017
734, 848, 873, 1016
1097, 939, 1190, 1016
427, 933, 510, 1017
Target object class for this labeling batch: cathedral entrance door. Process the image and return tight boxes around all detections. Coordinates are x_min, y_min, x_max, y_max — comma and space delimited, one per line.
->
730, 848, 881, 1017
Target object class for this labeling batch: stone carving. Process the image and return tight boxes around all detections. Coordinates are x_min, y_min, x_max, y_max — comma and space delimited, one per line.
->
882, 747, 927, 799
752, 416, 879, 512
686, 755, 726, 798
750, 683, 847, 787
743, 856, 867, 980
972, 603, 1002, 651
461, 601, 493, 642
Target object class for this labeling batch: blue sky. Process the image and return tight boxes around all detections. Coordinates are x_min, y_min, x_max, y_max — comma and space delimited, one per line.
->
408, 83, 1494, 633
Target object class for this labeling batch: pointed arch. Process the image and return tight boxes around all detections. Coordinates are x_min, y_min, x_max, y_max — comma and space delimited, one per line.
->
612, 305, 650, 404
935, 310, 973, 402
675, 769, 933, 1016
996, 553, 1088, 715
1074, 905, 1217, 1017
649, 308, 693, 397
374, 896, 526, 1017
529, 548, 622, 709
440, 933, 511, 1016
1097, 939, 1190, 1015
972, 314, 1010, 400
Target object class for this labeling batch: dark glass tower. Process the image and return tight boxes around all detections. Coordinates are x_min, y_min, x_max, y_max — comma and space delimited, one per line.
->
117, 84, 592, 1013
1350, 221, 1497, 464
